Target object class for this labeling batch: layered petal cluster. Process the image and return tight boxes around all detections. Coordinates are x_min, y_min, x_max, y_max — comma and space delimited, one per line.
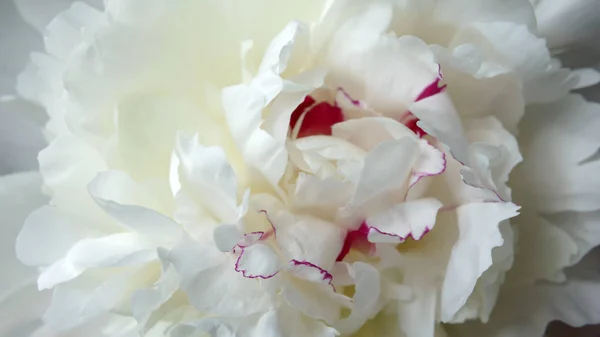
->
7, 0, 600, 337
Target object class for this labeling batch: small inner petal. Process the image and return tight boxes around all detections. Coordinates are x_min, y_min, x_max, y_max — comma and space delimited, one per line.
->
290, 96, 345, 138
336, 222, 374, 262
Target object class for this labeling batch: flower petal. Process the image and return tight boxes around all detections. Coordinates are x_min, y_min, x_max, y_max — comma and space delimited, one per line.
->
512, 95, 600, 212
533, 0, 600, 52
235, 243, 282, 279
213, 224, 243, 252
366, 198, 443, 244
0, 172, 47, 301
451, 21, 572, 104
131, 248, 179, 333
410, 93, 470, 165
450, 249, 600, 337
222, 84, 287, 188
37, 233, 156, 290
16, 206, 93, 267
169, 237, 271, 317
14, 0, 103, 32
336, 262, 382, 335
43, 267, 143, 329
345, 138, 419, 216
174, 132, 240, 223
440, 202, 520, 322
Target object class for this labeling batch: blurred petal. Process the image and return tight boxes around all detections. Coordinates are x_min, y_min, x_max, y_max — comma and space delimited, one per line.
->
512, 95, 600, 213
0, 172, 47, 302
533, 0, 600, 53
448, 248, 600, 337
0, 0, 47, 175
0, 98, 46, 175
0, 1, 40, 95
13, 0, 103, 33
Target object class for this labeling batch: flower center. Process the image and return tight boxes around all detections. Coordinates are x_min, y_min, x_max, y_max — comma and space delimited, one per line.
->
290, 95, 344, 138
336, 222, 374, 261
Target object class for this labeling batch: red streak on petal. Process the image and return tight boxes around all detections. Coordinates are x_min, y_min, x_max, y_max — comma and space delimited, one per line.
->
336, 222, 374, 261
290, 95, 316, 130
290, 96, 345, 139
416, 78, 446, 102
404, 117, 426, 138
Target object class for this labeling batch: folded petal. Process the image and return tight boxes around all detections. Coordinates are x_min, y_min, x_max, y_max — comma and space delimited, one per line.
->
441, 202, 520, 322
366, 198, 443, 244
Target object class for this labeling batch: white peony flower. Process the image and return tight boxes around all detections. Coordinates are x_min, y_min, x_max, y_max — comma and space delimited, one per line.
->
1, 0, 600, 336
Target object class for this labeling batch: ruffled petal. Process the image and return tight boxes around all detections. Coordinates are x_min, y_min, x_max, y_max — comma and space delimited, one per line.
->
174, 133, 240, 223
441, 202, 520, 322
512, 95, 600, 213
366, 198, 443, 244
0, 172, 47, 301
344, 138, 419, 216
168, 236, 272, 317
131, 248, 179, 333
450, 21, 572, 104
449, 249, 600, 337
235, 243, 283, 279
14, 0, 103, 33
533, 0, 600, 52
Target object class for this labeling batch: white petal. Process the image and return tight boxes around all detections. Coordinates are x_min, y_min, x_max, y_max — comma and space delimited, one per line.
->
37, 233, 156, 290
42, 1, 105, 59
571, 68, 600, 90
16, 206, 93, 267
213, 224, 243, 252
169, 237, 272, 317
451, 21, 572, 104
451, 249, 600, 337
440, 202, 520, 322
0, 0, 41, 95
464, 116, 523, 201
222, 84, 287, 188
286, 260, 333, 285
336, 262, 382, 335
332, 117, 415, 151
274, 213, 345, 271
0, 99, 46, 175
366, 198, 443, 244
397, 283, 438, 337
90, 197, 181, 246
346, 138, 419, 215
38, 135, 107, 194
533, 0, 600, 52
293, 173, 353, 221
281, 280, 343, 325
174, 132, 240, 223
410, 93, 470, 165
411, 141, 446, 186
235, 243, 282, 279
14, 0, 103, 32
512, 95, 600, 212
131, 248, 179, 333
0, 172, 47, 302
433, 43, 525, 134
432, 0, 536, 29
43, 267, 142, 330
263, 68, 327, 143
87, 170, 173, 215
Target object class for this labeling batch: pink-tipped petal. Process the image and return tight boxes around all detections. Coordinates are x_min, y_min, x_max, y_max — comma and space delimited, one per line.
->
287, 259, 334, 286
415, 64, 446, 102
237, 232, 265, 248
336, 87, 362, 107
366, 198, 443, 244
410, 141, 447, 187
235, 243, 282, 279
